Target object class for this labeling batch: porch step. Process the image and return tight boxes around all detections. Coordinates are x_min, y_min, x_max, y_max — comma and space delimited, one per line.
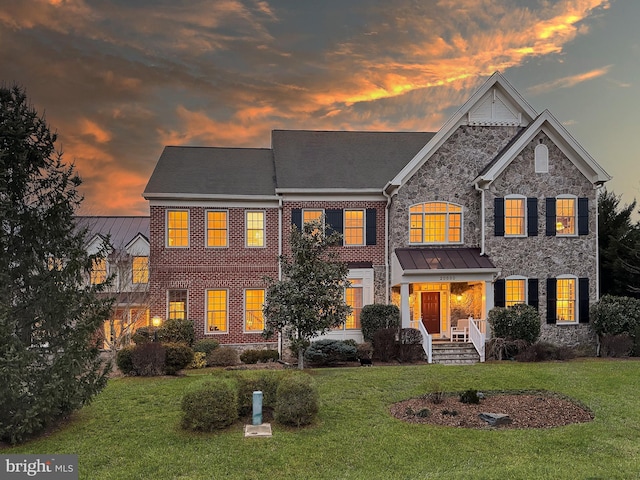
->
431, 342, 480, 365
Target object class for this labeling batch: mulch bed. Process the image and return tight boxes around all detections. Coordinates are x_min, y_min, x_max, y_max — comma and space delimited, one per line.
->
390, 391, 594, 429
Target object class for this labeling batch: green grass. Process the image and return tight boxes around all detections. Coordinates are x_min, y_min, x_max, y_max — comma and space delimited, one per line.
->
5, 359, 640, 479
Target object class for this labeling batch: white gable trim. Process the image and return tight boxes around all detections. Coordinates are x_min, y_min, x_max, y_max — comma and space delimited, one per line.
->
86, 234, 112, 256
474, 110, 611, 186
386, 72, 537, 193
125, 233, 150, 256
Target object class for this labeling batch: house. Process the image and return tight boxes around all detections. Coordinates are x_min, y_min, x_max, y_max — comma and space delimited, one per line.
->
142, 72, 611, 360
76, 216, 151, 350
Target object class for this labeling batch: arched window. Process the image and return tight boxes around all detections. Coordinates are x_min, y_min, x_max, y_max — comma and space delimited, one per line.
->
535, 144, 549, 173
409, 202, 462, 244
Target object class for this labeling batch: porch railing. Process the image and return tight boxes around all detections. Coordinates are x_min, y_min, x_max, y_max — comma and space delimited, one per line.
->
417, 320, 433, 364
468, 317, 486, 362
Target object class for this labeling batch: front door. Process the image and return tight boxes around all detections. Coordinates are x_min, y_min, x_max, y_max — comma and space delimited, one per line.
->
421, 292, 440, 334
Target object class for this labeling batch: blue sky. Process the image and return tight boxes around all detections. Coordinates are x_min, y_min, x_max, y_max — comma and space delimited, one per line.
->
1, 0, 637, 215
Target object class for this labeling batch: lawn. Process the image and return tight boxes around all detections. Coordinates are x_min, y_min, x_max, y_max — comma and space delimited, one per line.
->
5, 359, 640, 479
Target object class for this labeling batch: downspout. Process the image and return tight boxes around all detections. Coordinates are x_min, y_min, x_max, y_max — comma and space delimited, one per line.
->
594, 182, 604, 357
474, 181, 487, 255
382, 185, 394, 304
277, 195, 283, 357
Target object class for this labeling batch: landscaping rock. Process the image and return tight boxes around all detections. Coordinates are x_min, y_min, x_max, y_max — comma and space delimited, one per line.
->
479, 412, 512, 426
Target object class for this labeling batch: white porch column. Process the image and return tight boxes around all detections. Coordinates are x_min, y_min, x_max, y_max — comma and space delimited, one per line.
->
400, 283, 411, 328
484, 280, 494, 337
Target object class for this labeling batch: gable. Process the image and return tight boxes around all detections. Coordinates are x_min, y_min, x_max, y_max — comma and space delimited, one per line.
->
125, 234, 150, 257
387, 72, 537, 192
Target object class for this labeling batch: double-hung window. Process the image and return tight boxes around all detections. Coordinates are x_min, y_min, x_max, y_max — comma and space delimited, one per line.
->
344, 279, 363, 329
505, 277, 526, 306
410, 202, 462, 244
132, 256, 149, 284
168, 290, 187, 320
344, 210, 365, 246
555, 197, 576, 236
90, 258, 108, 285
207, 210, 228, 247
246, 211, 265, 247
505, 196, 526, 236
206, 289, 227, 332
167, 210, 189, 247
244, 289, 265, 332
556, 277, 577, 323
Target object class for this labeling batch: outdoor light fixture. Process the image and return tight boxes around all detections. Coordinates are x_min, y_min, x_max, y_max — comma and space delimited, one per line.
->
152, 316, 162, 342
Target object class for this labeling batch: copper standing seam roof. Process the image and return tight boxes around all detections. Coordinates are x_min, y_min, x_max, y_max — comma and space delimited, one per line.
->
395, 248, 496, 271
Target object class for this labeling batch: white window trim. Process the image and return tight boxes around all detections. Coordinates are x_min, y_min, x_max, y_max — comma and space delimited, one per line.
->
167, 289, 188, 321
243, 288, 265, 333
408, 201, 464, 245
556, 274, 578, 325
556, 194, 578, 237
205, 209, 229, 248
505, 275, 528, 306
205, 288, 228, 334
245, 210, 266, 248
166, 209, 190, 248
535, 144, 549, 173
343, 209, 366, 247
504, 195, 527, 238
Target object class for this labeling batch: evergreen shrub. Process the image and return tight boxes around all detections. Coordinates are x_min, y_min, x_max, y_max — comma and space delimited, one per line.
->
164, 342, 195, 375
303, 339, 357, 366
157, 319, 195, 346
207, 346, 239, 367
115, 346, 135, 375
180, 379, 238, 431
488, 304, 541, 344
132, 342, 165, 376
360, 304, 400, 342
274, 374, 319, 427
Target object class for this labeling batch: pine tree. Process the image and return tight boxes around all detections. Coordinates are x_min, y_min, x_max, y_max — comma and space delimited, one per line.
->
263, 219, 351, 369
0, 85, 113, 444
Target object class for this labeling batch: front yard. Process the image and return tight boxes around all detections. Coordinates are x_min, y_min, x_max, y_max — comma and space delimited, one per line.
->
5, 359, 640, 479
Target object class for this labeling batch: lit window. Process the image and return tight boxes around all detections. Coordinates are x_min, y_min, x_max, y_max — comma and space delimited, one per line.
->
345, 279, 363, 329
90, 258, 107, 285
556, 278, 576, 322
303, 210, 323, 224
168, 290, 187, 320
344, 210, 364, 246
245, 289, 265, 331
167, 210, 189, 247
48, 257, 63, 271
556, 197, 576, 235
505, 279, 526, 307
409, 202, 462, 244
132, 256, 149, 284
505, 198, 525, 236
207, 210, 228, 247
246, 211, 265, 247
207, 289, 227, 332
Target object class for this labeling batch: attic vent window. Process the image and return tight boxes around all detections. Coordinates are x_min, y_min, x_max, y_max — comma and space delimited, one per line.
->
535, 144, 549, 173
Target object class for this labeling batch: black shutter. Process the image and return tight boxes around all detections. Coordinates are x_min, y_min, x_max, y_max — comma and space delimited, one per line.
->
494, 198, 505, 237
546, 278, 557, 324
366, 208, 377, 245
494, 279, 506, 308
545, 198, 556, 236
528, 278, 539, 311
578, 198, 589, 235
579, 277, 590, 323
527, 198, 538, 236
291, 209, 302, 230
325, 209, 343, 237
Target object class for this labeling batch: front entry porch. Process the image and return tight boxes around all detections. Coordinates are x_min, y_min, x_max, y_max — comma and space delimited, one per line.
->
391, 247, 500, 363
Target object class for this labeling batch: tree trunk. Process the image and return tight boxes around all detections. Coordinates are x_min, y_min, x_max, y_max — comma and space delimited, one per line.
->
298, 347, 304, 370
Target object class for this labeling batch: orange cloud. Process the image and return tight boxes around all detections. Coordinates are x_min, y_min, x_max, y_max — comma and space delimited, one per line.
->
527, 66, 613, 95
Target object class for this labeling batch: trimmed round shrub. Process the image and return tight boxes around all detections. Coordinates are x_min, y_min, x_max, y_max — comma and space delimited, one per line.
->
304, 339, 357, 366
131, 326, 155, 345
180, 379, 238, 431
372, 328, 398, 362
157, 319, 195, 346
398, 328, 424, 363
132, 342, 166, 376
188, 351, 207, 369
207, 346, 239, 367
164, 342, 195, 375
115, 346, 135, 375
274, 374, 319, 427
488, 304, 541, 344
591, 295, 640, 337
360, 304, 400, 342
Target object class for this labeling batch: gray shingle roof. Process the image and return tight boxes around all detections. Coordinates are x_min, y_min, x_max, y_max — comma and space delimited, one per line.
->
75, 216, 150, 249
272, 130, 435, 190
144, 146, 276, 197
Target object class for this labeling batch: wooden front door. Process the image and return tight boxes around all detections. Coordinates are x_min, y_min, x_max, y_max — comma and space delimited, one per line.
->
421, 292, 440, 334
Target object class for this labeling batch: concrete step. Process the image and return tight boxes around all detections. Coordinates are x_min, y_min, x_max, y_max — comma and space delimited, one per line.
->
432, 342, 480, 365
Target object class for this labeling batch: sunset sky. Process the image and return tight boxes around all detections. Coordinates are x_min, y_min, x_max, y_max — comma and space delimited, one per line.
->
1, 0, 638, 216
